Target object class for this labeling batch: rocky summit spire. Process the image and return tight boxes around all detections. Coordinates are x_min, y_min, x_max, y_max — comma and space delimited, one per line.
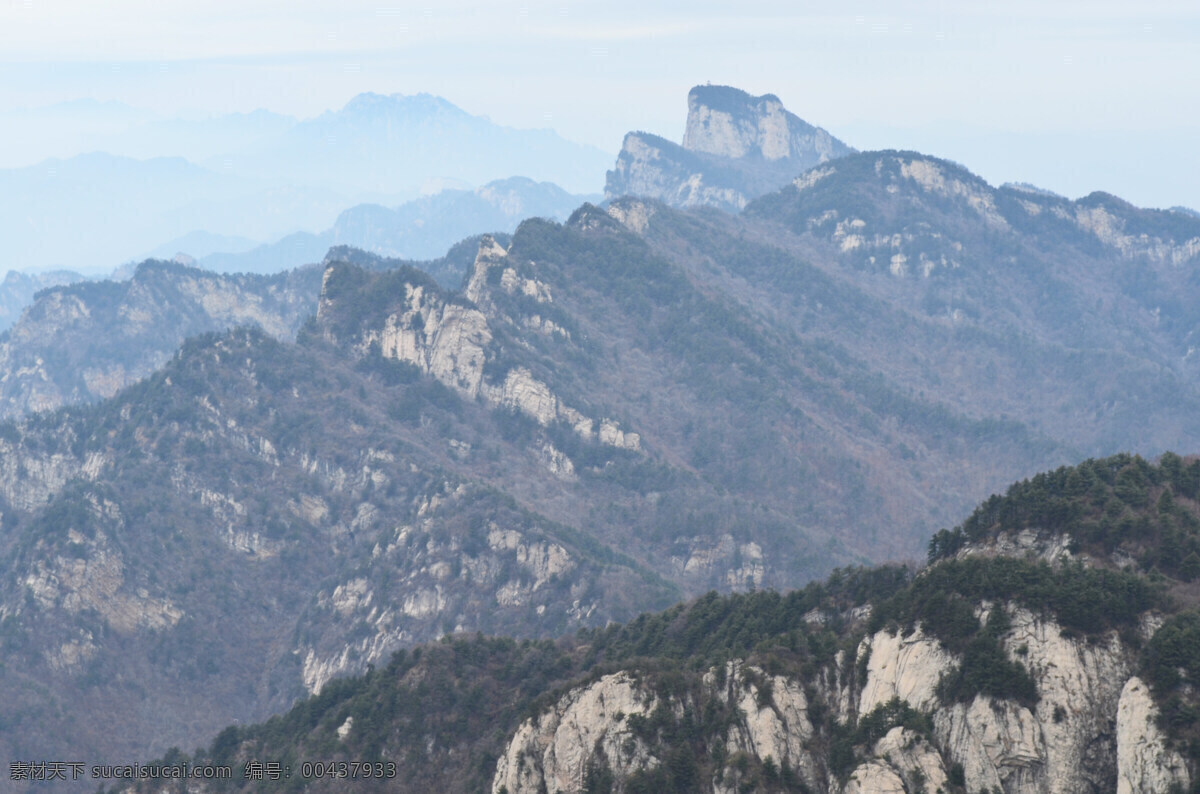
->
683, 85, 831, 162
605, 85, 853, 212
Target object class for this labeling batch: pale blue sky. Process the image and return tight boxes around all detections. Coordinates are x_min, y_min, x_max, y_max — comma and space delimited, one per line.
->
1, 1, 1197, 208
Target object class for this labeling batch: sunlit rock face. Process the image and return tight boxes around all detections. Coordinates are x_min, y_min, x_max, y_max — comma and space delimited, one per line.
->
604, 85, 853, 212
493, 595, 1191, 794
321, 237, 640, 452
682, 86, 845, 164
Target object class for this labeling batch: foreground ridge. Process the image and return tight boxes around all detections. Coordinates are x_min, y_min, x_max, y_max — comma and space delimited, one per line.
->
116, 453, 1200, 793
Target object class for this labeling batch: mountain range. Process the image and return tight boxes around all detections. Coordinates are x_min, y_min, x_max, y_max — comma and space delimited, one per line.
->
0, 174, 591, 334
191, 177, 597, 277
605, 85, 854, 211
213, 93, 609, 197
0, 270, 86, 331
0, 93, 611, 276
2, 85, 1199, 790
112, 453, 1200, 793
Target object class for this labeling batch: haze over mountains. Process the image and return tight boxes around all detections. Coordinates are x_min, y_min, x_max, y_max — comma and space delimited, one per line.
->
0, 152, 350, 273
4, 85, 1200, 791
0, 92, 611, 277
192, 177, 597, 277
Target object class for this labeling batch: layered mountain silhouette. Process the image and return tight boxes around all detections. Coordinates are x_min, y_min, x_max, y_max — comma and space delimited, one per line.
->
1, 86, 1198, 789
0, 93, 611, 275
0, 269, 85, 332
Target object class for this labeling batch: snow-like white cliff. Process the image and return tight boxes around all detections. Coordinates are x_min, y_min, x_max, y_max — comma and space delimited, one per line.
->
493, 597, 1192, 793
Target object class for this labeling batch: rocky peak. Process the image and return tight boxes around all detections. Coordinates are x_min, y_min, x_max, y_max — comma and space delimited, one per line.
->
317, 243, 641, 453
464, 234, 510, 306
604, 85, 853, 212
683, 85, 833, 163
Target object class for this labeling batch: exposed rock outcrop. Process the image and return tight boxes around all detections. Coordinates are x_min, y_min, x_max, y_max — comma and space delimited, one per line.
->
320, 238, 641, 451
604, 85, 853, 212
368, 280, 493, 397
492, 673, 660, 794
493, 579, 1191, 794
682, 86, 845, 164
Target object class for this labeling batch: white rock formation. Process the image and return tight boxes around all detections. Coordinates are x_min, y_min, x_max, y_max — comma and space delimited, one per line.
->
605, 199, 657, 235
492, 599, 1192, 794
464, 235, 511, 306
0, 443, 109, 512
935, 697, 1044, 792
858, 626, 954, 714
999, 607, 1129, 792
604, 85, 852, 212
23, 531, 183, 634
898, 157, 1007, 229
872, 727, 950, 792
682, 87, 843, 164
1074, 203, 1200, 265
366, 281, 492, 398
955, 528, 1074, 564
492, 673, 660, 794
714, 662, 819, 788
1116, 677, 1191, 793
840, 760, 907, 794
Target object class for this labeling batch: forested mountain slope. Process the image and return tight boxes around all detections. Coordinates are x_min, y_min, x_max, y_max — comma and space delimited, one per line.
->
116, 453, 1200, 793
0, 323, 679, 773
0, 261, 323, 418
0, 204, 1070, 775
4, 125, 1200, 787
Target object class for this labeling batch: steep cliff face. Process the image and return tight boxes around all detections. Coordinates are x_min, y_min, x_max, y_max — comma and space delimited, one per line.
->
605, 132, 752, 212
604, 85, 853, 211
492, 672, 662, 793
318, 237, 640, 451
0, 269, 85, 332
1117, 677, 1191, 793
113, 456, 1200, 794
859, 605, 1135, 793
682, 85, 846, 164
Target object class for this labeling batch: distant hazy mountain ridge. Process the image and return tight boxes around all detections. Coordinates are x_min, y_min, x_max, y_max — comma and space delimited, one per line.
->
0, 93, 612, 275
605, 85, 854, 211
197, 176, 596, 277
217, 92, 611, 198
